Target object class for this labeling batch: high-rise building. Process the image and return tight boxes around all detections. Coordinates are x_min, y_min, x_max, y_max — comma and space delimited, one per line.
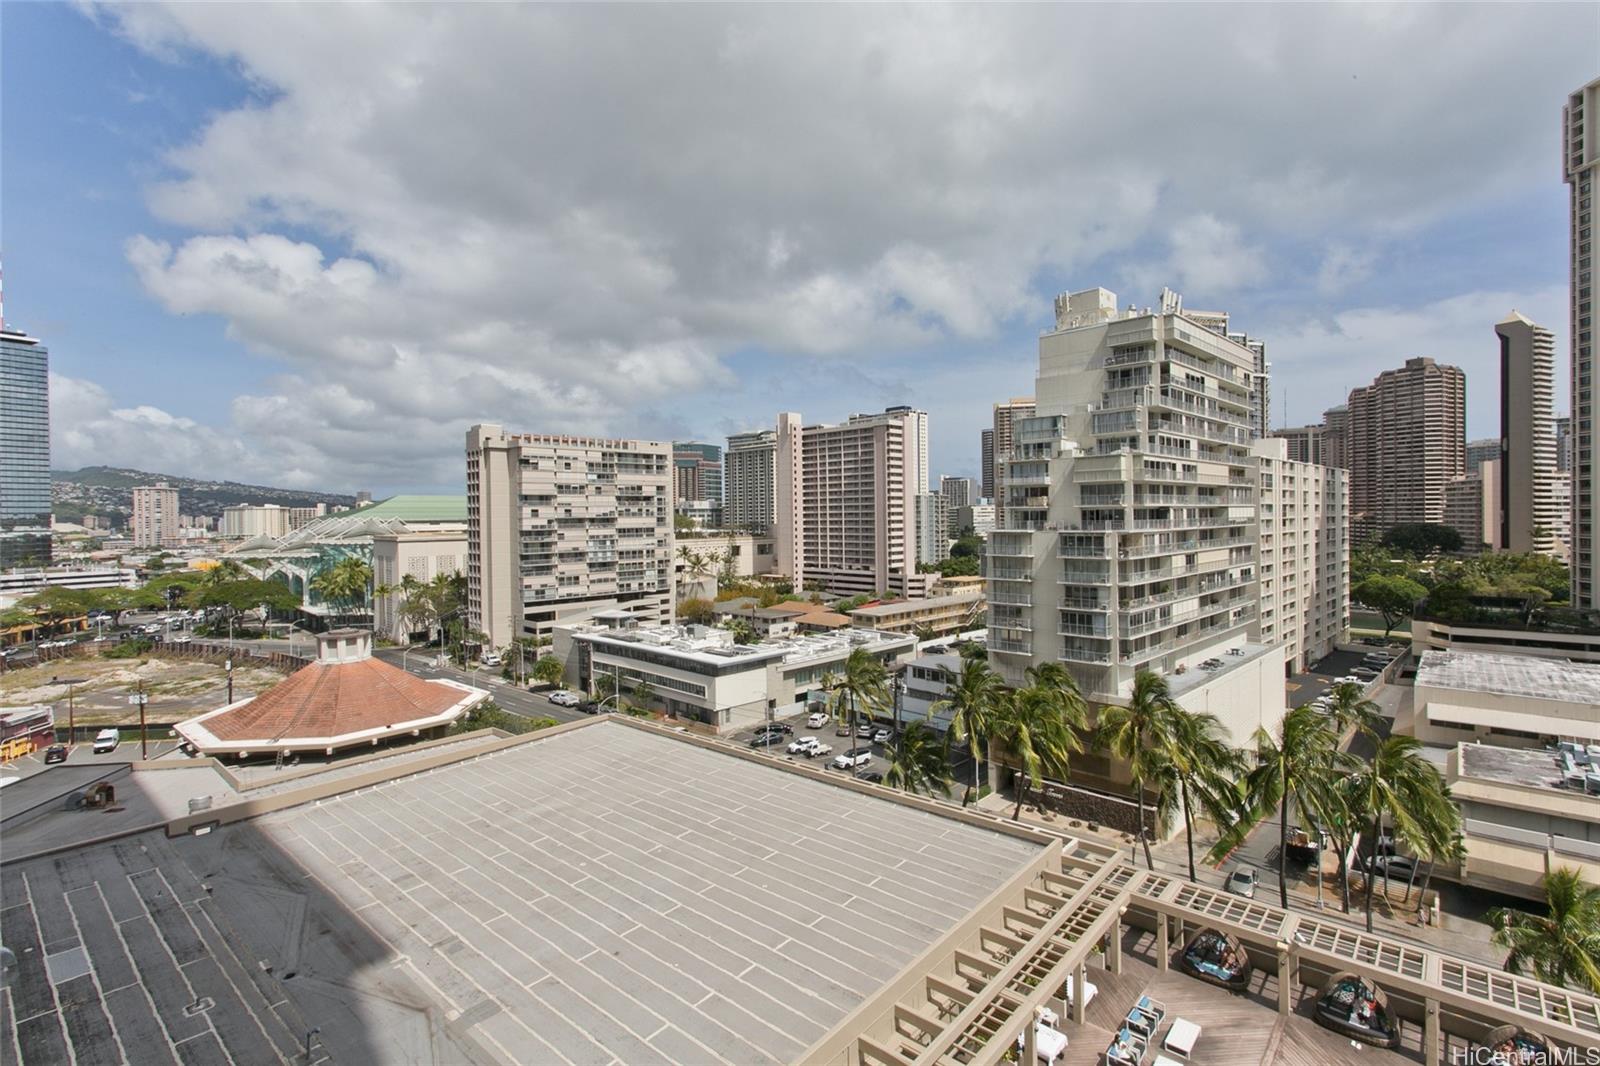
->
672, 442, 723, 526
1556, 415, 1573, 474
1465, 439, 1501, 475
1347, 357, 1466, 542
1321, 405, 1350, 470
1182, 302, 1270, 438
956, 503, 995, 537
940, 476, 976, 511
132, 484, 179, 549
1444, 463, 1500, 553
1252, 439, 1350, 673
790, 407, 932, 599
1495, 312, 1562, 555
1566, 77, 1600, 606
465, 424, 674, 649
0, 326, 52, 568
913, 493, 949, 567
221, 504, 292, 539
990, 398, 1035, 508
1269, 425, 1323, 465
980, 429, 995, 499
989, 287, 1275, 711
724, 429, 777, 534
287, 503, 327, 530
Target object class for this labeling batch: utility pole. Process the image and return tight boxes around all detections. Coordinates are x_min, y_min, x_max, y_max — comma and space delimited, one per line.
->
129, 681, 149, 759
225, 659, 234, 704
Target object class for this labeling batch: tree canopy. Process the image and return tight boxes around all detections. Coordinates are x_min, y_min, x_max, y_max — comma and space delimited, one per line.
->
1380, 522, 1464, 555
1353, 574, 1428, 638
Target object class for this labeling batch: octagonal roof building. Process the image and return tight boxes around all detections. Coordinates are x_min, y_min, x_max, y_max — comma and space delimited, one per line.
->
176, 629, 489, 758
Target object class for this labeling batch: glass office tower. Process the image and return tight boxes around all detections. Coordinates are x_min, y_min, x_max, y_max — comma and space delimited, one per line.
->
1, 326, 52, 568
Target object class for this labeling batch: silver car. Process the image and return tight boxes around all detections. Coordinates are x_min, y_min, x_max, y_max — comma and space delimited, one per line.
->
1224, 866, 1258, 899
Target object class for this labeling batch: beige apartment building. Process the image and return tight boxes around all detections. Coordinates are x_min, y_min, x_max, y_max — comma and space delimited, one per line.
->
723, 427, 777, 533
465, 424, 674, 649
131, 483, 178, 548
987, 286, 1286, 746
1347, 356, 1466, 541
1496, 312, 1564, 556
1320, 404, 1349, 470
220, 503, 292, 539
1442, 459, 1501, 553
1567, 77, 1600, 606
1268, 424, 1322, 465
848, 587, 985, 639
1251, 438, 1350, 674
989, 397, 1036, 509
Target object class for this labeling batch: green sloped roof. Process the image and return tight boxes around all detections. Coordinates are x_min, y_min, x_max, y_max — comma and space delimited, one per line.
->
355, 495, 468, 522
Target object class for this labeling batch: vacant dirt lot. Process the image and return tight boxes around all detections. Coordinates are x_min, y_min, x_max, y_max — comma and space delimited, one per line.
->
0, 652, 287, 726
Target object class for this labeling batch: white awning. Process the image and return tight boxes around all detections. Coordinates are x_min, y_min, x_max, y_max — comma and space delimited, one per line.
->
1425, 701, 1600, 741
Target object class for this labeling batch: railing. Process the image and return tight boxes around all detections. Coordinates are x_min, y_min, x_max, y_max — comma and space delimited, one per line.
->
1058, 569, 1111, 585
1059, 646, 1112, 664
990, 568, 1032, 582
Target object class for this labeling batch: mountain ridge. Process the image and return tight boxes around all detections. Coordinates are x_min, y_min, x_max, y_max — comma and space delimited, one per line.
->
52, 466, 359, 526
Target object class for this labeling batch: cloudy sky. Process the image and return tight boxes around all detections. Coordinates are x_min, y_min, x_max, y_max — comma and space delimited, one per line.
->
7, 4, 1596, 494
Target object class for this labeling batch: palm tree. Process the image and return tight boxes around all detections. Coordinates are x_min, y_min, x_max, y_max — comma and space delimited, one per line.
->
1305, 771, 1364, 913
1349, 734, 1460, 932
991, 683, 1086, 821
1097, 669, 1182, 870
631, 679, 658, 713
1487, 868, 1600, 993
1155, 706, 1245, 883
933, 657, 1004, 806
310, 557, 373, 625
1325, 681, 1382, 737
1213, 703, 1345, 908
725, 618, 758, 646
834, 647, 888, 741
884, 722, 954, 797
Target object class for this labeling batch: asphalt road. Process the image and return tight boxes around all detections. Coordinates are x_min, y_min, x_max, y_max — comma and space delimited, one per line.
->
368, 647, 592, 724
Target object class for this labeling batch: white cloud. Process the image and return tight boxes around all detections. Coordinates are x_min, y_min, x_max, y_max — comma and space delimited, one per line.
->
69, 3, 1597, 487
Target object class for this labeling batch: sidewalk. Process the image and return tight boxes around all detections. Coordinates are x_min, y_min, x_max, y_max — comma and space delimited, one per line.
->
981, 787, 1506, 968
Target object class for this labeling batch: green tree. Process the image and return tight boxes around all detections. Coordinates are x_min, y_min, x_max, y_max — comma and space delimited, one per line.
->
678, 597, 715, 626
1354, 574, 1428, 639
193, 578, 299, 630
995, 667, 1088, 821
673, 512, 695, 533
1325, 681, 1382, 736
834, 646, 888, 740
1213, 703, 1346, 908
883, 721, 954, 797
724, 618, 758, 645
310, 556, 374, 624
1349, 734, 1461, 932
1485, 869, 1600, 993
630, 678, 658, 711
1097, 669, 1182, 869
933, 657, 1003, 806
531, 654, 564, 687
1381, 522, 1464, 555
1155, 706, 1245, 883
19, 587, 96, 637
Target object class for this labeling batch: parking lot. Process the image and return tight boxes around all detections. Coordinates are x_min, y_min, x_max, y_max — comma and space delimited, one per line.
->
729, 707, 901, 780
1286, 643, 1403, 709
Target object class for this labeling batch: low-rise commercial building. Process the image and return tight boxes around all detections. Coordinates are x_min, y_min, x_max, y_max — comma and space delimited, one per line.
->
1445, 742, 1600, 900
553, 616, 915, 730
1411, 595, 1600, 664
1412, 649, 1600, 747
849, 588, 985, 639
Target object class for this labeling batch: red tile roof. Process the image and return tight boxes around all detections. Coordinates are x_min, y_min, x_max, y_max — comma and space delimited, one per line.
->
201, 656, 471, 743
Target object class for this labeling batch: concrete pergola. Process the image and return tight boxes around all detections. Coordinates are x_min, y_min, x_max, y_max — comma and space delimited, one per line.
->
805, 833, 1600, 1066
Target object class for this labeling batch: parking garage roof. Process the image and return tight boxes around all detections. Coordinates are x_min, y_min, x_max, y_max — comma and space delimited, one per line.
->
1416, 649, 1600, 705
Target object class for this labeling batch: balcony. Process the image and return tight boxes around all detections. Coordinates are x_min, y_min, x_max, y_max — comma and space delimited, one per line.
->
1059, 645, 1112, 664
990, 567, 1032, 582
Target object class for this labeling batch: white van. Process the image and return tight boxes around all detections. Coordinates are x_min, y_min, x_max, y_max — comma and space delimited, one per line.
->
92, 729, 120, 754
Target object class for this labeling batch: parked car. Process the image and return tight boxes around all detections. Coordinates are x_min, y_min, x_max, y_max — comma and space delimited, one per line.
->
788, 736, 821, 755
92, 729, 120, 754
576, 700, 600, 715
1363, 854, 1417, 881
480, 653, 502, 667
170, 634, 192, 645
1351, 667, 1380, 679
872, 727, 892, 744
43, 744, 68, 765
1333, 675, 1363, 685
831, 747, 872, 770
750, 733, 787, 749
1224, 866, 1259, 899
803, 742, 833, 759
547, 690, 581, 707
806, 711, 830, 729
858, 770, 884, 784
835, 721, 853, 736
856, 721, 874, 739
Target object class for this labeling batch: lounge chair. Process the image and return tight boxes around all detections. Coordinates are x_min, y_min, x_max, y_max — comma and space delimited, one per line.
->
1104, 1026, 1147, 1065
1134, 995, 1166, 1026
1124, 1007, 1159, 1040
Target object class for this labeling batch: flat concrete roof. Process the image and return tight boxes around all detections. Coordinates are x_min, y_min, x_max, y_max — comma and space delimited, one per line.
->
1167, 641, 1275, 698
3, 720, 1043, 1066
1416, 649, 1600, 705
1459, 743, 1595, 794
